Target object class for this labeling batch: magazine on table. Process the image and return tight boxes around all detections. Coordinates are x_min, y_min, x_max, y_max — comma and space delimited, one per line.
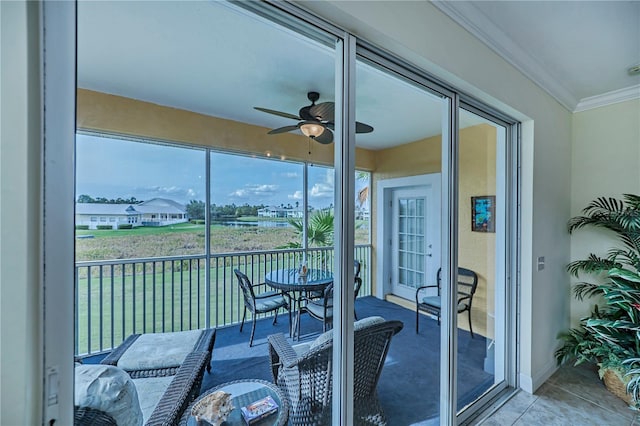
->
240, 395, 278, 424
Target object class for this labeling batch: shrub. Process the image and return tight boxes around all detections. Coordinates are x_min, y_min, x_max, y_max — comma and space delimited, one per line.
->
75, 225, 90, 230
96, 225, 113, 230
118, 224, 133, 229
556, 194, 640, 407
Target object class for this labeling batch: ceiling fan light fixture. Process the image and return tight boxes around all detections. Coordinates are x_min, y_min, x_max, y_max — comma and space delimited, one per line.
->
300, 122, 325, 138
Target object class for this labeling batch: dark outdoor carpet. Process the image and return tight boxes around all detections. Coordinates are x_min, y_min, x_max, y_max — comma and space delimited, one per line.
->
204, 296, 494, 425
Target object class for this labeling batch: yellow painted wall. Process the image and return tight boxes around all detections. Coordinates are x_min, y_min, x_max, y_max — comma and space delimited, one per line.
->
459, 125, 497, 339
77, 89, 376, 170
371, 125, 497, 338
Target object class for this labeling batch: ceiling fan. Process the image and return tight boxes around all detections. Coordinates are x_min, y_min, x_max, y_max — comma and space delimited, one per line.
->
254, 91, 374, 145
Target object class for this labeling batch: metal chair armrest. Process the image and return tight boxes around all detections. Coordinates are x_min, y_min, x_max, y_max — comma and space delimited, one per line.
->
457, 294, 472, 305
415, 285, 438, 303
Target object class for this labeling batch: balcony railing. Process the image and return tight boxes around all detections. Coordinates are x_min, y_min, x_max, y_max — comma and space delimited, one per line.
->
75, 244, 371, 356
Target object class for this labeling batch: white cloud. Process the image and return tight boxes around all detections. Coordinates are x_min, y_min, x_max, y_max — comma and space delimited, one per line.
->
281, 172, 299, 179
308, 169, 334, 199
310, 182, 333, 198
154, 186, 182, 195
288, 191, 303, 200
229, 184, 279, 199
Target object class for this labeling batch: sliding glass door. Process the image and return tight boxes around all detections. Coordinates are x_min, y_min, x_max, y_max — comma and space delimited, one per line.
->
72, 1, 518, 424
455, 106, 514, 420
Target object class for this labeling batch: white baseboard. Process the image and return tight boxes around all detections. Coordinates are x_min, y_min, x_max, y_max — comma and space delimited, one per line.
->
519, 360, 558, 393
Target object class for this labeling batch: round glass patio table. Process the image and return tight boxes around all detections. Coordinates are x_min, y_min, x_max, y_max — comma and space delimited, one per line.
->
180, 379, 289, 426
265, 268, 333, 339
265, 268, 333, 293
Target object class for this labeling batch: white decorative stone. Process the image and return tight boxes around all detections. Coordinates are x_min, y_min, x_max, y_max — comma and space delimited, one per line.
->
191, 390, 234, 425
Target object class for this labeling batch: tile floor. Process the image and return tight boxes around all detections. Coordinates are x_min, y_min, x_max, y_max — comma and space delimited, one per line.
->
474, 364, 639, 426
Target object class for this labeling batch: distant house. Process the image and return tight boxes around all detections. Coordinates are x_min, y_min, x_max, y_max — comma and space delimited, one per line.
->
75, 197, 187, 229
257, 206, 304, 219
136, 198, 188, 226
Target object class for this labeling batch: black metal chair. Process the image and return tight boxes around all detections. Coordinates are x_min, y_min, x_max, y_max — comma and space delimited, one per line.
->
304, 276, 363, 332
415, 267, 479, 337
234, 269, 291, 347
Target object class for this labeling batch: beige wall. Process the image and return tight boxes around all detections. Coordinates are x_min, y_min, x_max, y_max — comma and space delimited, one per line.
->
570, 99, 640, 324
304, 0, 573, 393
371, 124, 497, 338
1, 2, 43, 424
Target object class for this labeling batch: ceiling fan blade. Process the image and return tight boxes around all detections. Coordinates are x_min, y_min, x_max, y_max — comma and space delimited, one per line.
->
355, 121, 374, 134
321, 121, 372, 134
268, 125, 300, 135
314, 128, 334, 145
309, 102, 335, 122
254, 107, 301, 121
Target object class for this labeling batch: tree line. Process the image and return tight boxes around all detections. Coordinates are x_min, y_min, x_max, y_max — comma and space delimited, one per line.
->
77, 194, 141, 204
186, 201, 309, 220
77, 195, 299, 220
186, 201, 270, 220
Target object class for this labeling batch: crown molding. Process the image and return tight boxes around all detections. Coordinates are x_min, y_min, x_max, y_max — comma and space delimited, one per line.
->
432, 1, 578, 112
574, 85, 640, 112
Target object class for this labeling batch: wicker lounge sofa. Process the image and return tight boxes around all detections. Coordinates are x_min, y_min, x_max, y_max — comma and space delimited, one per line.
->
75, 328, 216, 426
75, 350, 210, 426
101, 328, 216, 377
268, 316, 403, 426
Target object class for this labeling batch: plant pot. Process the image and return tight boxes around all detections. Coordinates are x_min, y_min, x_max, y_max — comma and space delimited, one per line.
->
601, 367, 634, 407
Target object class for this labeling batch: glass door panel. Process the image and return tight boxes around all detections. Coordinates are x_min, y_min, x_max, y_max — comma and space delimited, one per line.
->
392, 190, 427, 299
456, 107, 509, 413
204, 2, 340, 422
356, 53, 448, 424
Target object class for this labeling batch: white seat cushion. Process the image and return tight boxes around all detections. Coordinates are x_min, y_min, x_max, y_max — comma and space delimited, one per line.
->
308, 316, 385, 350
117, 329, 202, 371
75, 364, 143, 426
132, 375, 174, 423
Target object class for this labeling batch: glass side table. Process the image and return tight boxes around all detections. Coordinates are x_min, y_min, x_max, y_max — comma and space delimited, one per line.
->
180, 379, 289, 426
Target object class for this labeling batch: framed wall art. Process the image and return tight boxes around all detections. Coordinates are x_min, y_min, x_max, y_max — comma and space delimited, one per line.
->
471, 195, 495, 233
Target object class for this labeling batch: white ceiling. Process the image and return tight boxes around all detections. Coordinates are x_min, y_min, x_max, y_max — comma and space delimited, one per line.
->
434, 1, 640, 111
78, 1, 450, 151
78, 1, 639, 152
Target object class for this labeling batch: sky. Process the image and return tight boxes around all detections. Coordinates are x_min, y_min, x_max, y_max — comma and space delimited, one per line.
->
76, 134, 368, 209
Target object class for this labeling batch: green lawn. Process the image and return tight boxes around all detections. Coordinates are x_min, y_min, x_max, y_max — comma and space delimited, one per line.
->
76, 259, 292, 355
77, 222, 212, 238
74, 219, 371, 354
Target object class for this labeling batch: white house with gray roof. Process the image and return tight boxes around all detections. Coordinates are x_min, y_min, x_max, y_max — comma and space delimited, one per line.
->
75, 198, 188, 229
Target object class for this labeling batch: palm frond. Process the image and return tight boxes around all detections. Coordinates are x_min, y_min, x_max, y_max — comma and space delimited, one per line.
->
607, 248, 639, 270
623, 194, 640, 210
567, 254, 615, 277
582, 196, 626, 216
572, 282, 603, 300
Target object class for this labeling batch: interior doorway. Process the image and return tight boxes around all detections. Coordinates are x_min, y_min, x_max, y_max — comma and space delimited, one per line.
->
391, 187, 432, 299
376, 174, 441, 300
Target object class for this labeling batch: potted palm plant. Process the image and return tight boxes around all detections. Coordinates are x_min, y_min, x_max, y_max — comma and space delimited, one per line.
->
556, 194, 640, 407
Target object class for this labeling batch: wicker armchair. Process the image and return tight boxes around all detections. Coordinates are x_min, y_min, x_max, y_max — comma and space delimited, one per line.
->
268, 317, 403, 426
